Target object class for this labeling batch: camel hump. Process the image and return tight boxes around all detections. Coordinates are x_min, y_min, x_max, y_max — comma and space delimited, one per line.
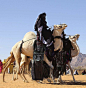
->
25, 31, 36, 35
23, 31, 36, 41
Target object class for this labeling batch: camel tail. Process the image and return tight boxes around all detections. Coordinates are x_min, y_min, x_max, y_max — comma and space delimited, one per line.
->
6, 52, 14, 62
3, 52, 14, 69
3, 52, 15, 82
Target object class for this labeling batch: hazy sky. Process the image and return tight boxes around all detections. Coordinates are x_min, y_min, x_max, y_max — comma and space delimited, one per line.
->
0, 0, 86, 61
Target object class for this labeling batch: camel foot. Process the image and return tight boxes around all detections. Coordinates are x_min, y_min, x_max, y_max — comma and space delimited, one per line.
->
73, 78, 76, 83
3, 79, 4, 82
39, 80, 43, 83
12, 78, 18, 81
57, 81, 60, 83
3, 79, 5, 82
24, 80, 29, 83
36, 80, 42, 83
74, 80, 77, 83
52, 80, 56, 84
57, 80, 63, 84
12, 78, 14, 81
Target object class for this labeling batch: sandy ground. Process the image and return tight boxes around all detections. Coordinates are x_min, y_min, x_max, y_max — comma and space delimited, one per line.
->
0, 73, 86, 88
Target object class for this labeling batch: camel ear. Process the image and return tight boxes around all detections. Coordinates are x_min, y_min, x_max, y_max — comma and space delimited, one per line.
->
76, 34, 80, 37
54, 25, 56, 29
69, 36, 71, 39
76, 34, 80, 40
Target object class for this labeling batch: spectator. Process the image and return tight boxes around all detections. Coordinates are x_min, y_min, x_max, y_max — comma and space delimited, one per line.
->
0, 60, 3, 73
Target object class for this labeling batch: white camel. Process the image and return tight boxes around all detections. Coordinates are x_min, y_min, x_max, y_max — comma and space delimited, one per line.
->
3, 23, 67, 82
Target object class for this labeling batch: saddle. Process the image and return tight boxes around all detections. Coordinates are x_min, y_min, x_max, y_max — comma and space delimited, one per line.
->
52, 50, 66, 78
63, 38, 73, 51
63, 38, 73, 61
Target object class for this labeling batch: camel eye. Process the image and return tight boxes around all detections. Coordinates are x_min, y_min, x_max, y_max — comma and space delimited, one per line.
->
73, 36, 76, 38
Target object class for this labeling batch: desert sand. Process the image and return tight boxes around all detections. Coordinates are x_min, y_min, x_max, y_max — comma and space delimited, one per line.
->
0, 73, 86, 88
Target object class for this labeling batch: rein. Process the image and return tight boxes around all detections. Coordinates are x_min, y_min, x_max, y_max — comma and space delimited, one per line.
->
54, 36, 62, 39
54, 36, 63, 41
22, 38, 36, 43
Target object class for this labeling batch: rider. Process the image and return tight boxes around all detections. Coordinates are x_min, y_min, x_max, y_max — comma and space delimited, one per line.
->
32, 13, 53, 80
61, 31, 66, 49
34, 12, 49, 43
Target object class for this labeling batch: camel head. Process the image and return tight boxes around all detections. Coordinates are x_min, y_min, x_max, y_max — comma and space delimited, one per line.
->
53, 23, 67, 51
69, 34, 80, 57
53, 24, 67, 36
69, 34, 80, 42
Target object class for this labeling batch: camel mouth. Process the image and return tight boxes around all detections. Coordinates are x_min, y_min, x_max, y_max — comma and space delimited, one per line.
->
60, 23, 67, 27
72, 34, 80, 40
69, 34, 80, 41
64, 24, 67, 27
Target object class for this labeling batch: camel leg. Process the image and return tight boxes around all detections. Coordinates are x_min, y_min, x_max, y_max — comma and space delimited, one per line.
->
57, 73, 63, 83
50, 71, 55, 83
19, 72, 26, 82
22, 58, 31, 74
12, 68, 15, 80
26, 59, 31, 74
13, 65, 26, 82
44, 54, 54, 69
13, 43, 21, 74
19, 63, 29, 83
14, 50, 21, 74
48, 61, 55, 83
19, 57, 32, 82
16, 71, 18, 79
13, 56, 31, 83
12, 64, 26, 82
67, 61, 76, 82
3, 57, 15, 82
12, 67, 18, 81
21, 63, 29, 83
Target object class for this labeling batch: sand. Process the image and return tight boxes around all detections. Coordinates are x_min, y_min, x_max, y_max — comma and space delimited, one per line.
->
0, 73, 86, 88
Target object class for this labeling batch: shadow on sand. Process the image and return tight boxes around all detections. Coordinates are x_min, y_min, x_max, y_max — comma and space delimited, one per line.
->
46, 80, 86, 85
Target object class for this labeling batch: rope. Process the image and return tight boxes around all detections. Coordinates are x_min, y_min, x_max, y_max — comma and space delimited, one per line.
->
22, 38, 36, 43
20, 38, 36, 53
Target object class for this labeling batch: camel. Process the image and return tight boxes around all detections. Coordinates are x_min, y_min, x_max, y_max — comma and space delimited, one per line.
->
3, 23, 67, 82
54, 34, 80, 83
